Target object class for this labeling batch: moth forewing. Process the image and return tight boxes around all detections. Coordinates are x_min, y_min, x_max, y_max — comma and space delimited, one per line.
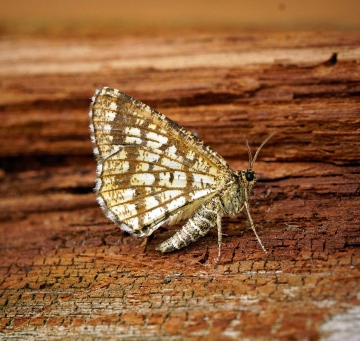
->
90, 86, 273, 258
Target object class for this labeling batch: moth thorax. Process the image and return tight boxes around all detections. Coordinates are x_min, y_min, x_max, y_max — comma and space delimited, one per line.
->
222, 170, 258, 215
221, 182, 246, 216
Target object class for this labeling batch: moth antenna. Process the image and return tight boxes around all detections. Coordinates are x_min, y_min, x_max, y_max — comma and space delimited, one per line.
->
251, 132, 276, 168
245, 139, 253, 170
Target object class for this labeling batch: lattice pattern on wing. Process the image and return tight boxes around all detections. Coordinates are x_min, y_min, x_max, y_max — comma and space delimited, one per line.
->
89, 87, 232, 236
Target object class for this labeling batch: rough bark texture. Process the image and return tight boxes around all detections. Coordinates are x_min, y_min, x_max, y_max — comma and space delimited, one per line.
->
0, 31, 359, 340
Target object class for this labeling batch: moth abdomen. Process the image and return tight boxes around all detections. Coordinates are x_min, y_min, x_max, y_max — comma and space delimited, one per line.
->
156, 200, 219, 253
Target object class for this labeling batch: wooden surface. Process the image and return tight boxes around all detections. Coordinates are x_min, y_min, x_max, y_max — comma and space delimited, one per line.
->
0, 31, 359, 340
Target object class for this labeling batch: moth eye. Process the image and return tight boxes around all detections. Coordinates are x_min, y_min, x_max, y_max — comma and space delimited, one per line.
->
245, 171, 254, 181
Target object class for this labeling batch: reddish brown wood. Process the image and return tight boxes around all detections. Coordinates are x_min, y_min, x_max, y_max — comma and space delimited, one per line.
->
0, 31, 359, 340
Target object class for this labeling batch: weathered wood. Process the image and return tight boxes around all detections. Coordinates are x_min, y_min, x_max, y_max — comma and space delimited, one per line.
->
0, 31, 359, 340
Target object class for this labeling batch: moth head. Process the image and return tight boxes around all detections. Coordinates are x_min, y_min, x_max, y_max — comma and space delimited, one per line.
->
238, 169, 258, 192
244, 169, 257, 183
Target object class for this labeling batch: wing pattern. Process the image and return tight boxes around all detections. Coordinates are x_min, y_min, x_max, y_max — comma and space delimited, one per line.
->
89, 87, 232, 237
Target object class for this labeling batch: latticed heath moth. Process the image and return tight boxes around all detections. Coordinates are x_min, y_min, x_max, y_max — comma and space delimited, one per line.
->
90, 87, 274, 258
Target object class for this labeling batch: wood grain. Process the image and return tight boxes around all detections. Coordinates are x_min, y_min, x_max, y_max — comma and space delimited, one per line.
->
0, 31, 359, 340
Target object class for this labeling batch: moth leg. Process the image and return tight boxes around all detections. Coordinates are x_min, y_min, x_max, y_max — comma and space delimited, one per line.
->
244, 201, 267, 253
215, 212, 223, 263
156, 201, 218, 253
140, 237, 149, 247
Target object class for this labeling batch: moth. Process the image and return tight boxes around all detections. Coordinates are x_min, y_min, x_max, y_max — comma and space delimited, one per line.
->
89, 87, 274, 258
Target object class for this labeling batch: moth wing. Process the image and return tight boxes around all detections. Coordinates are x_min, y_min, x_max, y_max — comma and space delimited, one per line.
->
90, 87, 232, 237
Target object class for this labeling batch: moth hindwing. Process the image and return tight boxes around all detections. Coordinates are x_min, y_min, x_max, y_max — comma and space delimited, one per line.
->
89, 86, 272, 258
